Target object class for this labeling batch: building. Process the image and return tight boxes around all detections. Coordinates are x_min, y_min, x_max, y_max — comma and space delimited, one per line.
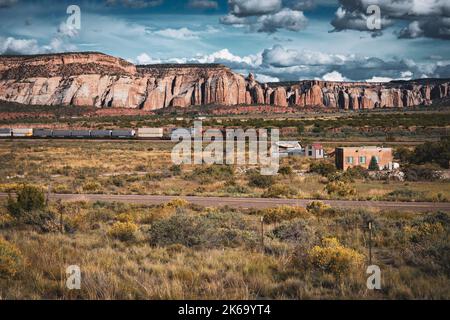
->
305, 143, 324, 159
335, 146, 393, 170
276, 141, 302, 157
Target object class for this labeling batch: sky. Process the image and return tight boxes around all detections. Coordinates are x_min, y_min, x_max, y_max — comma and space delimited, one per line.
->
0, 0, 449, 82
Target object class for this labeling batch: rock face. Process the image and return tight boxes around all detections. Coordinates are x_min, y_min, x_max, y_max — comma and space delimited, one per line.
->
0, 52, 449, 110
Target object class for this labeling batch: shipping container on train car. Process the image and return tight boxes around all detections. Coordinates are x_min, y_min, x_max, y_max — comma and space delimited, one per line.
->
33, 129, 53, 137
137, 128, 163, 139
71, 130, 91, 138
111, 129, 136, 138
90, 130, 111, 138
0, 128, 12, 137
12, 128, 33, 137
52, 130, 72, 138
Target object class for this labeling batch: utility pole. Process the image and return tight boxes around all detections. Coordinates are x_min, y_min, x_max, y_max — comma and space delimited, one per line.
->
56, 199, 64, 234
260, 216, 264, 253
46, 183, 52, 206
368, 221, 373, 265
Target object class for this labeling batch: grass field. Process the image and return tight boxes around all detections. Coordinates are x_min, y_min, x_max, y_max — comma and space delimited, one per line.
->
0, 199, 449, 299
0, 140, 449, 202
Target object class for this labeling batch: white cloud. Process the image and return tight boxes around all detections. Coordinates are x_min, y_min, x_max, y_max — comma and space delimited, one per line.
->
0, 37, 41, 54
255, 73, 280, 82
136, 53, 161, 64
220, 0, 308, 33
365, 76, 393, 83
321, 71, 347, 82
262, 45, 349, 67
331, 0, 450, 40
258, 8, 308, 33
229, 0, 281, 17
153, 27, 200, 40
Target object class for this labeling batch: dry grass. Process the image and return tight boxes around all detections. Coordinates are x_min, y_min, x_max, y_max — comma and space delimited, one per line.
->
0, 198, 448, 300
1, 140, 448, 202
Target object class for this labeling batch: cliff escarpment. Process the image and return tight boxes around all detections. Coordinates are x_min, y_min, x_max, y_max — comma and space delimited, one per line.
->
0, 52, 448, 110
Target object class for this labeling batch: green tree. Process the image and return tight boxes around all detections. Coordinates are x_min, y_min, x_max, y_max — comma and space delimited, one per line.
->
368, 156, 379, 171
7, 185, 46, 219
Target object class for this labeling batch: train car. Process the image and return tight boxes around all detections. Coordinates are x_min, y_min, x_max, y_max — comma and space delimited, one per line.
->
111, 129, 136, 138
0, 128, 12, 137
71, 130, 91, 138
52, 130, 72, 138
90, 130, 112, 138
137, 128, 163, 139
12, 128, 33, 137
33, 129, 53, 138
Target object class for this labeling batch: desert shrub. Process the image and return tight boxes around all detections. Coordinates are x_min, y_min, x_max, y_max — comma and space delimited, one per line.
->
309, 161, 336, 176
343, 166, 369, 180
149, 211, 258, 248
110, 176, 126, 187
262, 184, 297, 198
134, 164, 148, 171
325, 181, 356, 197
108, 221, 138, 241
247, 171, 275, 188
191, 165, 234, 183
116, 212, 134, 223
306, 201, 331, 214
225, 184, 250, 194
164, 198, 189, 208
261, 206, 309, 224
403, 164, 441, 181
0, 238, 23, 278
82, 181, 102, 193
308, 237, 364, 277
0, 209, 13, 228
7, 185, 46, 219
404, 222, 446, 243
149, 214, 209, 247
385, 189, 425, 202
271, 218, 316, 243
279, 165, 293, 176
169, 165, 182, 176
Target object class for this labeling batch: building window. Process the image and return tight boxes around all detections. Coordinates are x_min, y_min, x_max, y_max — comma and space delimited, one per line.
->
308, 150, 313, 156
359, 156, 366, 164
346, 156, 353, 164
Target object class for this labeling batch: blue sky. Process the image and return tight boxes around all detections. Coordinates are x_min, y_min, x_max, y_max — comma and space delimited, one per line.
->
0, 0, 449, 82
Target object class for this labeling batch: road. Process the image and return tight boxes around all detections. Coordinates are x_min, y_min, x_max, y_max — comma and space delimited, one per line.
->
1, 193, 449, 212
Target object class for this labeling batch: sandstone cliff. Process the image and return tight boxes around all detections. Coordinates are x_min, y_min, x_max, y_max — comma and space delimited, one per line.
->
0, 52, 449, 110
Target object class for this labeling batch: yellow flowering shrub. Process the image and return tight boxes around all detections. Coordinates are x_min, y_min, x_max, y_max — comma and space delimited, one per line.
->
404, 222, 445, 242
325, 181, 356, 197
262, 206, 310, 224
306, 201, 331, 214
165, 198, 190, 208
108, 221, 138, 241
0, 238, 23, 278
0, 208, 14, 228
308, 237, 364, 277
116, 212, 134, 223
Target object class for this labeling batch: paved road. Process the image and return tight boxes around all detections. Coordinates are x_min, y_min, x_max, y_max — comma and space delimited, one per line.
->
1, 193, 448, 212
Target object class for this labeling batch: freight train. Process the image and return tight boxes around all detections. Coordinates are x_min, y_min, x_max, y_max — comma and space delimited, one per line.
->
0, 128, 165, 139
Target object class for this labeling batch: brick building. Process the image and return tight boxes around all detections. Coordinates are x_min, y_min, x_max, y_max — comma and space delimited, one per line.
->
335, 146, 393, 170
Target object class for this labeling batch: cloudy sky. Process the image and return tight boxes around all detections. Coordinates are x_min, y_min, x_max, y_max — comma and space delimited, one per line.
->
0, 0, 449, 82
